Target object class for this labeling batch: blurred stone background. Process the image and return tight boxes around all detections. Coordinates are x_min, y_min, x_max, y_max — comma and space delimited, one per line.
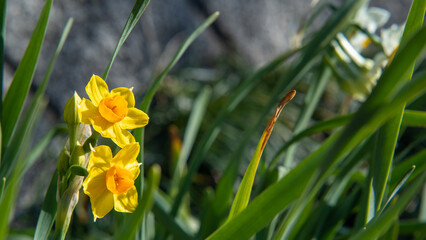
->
4, 0, 410, 227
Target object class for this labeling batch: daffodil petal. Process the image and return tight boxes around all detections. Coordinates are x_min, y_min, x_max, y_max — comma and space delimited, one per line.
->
79, 98, 97, 125
86, 75, 109, 106
93, 124, 114, 140
113, 186, 138, 213
111, 125, 135, 148
87, 145, 113, 171
119, 108, 149, 130
80, 98, 114, 135
83, 170, 107, 200
111, 87, 135, 108
83, 169, 114, 219
91, 189, 114, 219
111, 143, 140, 178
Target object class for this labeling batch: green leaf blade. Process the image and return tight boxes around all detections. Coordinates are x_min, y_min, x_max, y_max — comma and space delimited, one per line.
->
102, 0, 150, 80
227, 91, 295, 221
170, 87, 211, 196
34, 171, 58, 240
1, 0, 53, 149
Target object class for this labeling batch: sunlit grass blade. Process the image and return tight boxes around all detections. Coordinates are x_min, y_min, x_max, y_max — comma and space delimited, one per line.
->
102, 0, 150, 80
227, 90, 295, 221
371, 0, 425, 215
114, 164, 161, 240
170, 87, 211, 196
402, 110, 426, 127
390, 148, 426, 190
0, 18, 72, 179
380, 166, 415, 215
34, 171, 58, 240
1, 0, 53, 149
350, 172, 426, 240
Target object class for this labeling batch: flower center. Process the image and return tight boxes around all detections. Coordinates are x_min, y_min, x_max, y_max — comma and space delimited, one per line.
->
105, 165, 134, 194
98, 95, 128, 123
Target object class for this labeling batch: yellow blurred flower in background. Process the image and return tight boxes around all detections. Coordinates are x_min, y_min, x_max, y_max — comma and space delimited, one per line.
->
83, 143, 141, 220
79, 75, 149, 147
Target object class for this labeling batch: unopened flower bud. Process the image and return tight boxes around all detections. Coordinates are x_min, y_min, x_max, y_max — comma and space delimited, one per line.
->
64, 92, 81, 126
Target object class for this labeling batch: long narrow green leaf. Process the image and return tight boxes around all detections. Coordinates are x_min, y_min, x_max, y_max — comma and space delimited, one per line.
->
1, 0, 53, 149
399, 219, 426, 234
390, 148, 426, 190
170, 87, 211, 196
114, 164, 161, 240
0, 18, 72, 179
350, 172, 426, 240
102, 0, 150, 80
0, 162, 22, 239
0, 95, 48, 179
34, 171, 58, 240
381, 166, 415, 214
139, 12, 219, 113
227, 91, 295, 221
270, 114, 352, 169
371, 0, 425, 215
402, 110, 426, 127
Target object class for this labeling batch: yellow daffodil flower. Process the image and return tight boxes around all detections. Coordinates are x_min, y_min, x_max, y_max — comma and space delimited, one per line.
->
82, 143, 140, 220
79, 75, 149, 147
